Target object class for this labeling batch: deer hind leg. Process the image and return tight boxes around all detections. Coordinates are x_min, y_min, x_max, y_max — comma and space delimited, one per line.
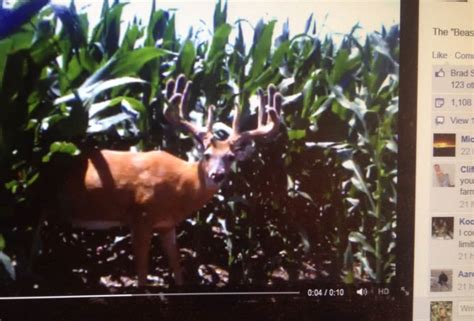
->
159, 228, 183, 286
131, 219, 152, 287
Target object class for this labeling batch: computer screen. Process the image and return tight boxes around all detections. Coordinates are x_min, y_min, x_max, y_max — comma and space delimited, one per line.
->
414, 1, 473, 321
0, 0, 470, 320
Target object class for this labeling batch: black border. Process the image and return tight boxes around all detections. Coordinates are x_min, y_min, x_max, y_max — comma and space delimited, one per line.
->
0, 0, 420, 320
398, 0, 419, 306
397, 0, 419, 320
397, 0, 419, 319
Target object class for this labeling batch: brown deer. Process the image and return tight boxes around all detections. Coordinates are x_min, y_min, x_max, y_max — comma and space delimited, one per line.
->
64, 75, 282, 287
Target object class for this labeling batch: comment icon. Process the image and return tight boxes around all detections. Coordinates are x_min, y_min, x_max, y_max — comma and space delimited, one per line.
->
435, 116, 445, 125
435, 98, 445, 108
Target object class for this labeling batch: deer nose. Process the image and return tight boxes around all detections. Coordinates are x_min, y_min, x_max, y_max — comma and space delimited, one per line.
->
210, 173, 226, 184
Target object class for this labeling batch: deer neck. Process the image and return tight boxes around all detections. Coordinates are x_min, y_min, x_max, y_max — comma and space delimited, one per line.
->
160, 160, 219, 226
196, 160, 220, 197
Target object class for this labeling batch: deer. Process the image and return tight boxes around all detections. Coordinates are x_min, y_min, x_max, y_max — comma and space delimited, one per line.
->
62, 75, 283, 287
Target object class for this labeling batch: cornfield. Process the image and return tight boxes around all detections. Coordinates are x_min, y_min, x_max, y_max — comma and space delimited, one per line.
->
0, 0, 399, 292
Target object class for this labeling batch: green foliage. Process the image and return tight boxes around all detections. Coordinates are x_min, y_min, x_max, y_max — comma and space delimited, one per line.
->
0, 0, 399, 288
0, 234, 4, 251
0, 233, 15, 282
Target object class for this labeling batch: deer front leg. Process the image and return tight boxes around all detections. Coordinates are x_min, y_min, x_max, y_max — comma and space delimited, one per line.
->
131, 219, 152, 287
159, 228, 183, 286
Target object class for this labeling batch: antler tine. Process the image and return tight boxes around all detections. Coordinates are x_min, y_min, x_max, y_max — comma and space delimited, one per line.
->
257, 88, 266, 126
164, 75, 211, 141
180, 79, 192, 118
166, 78, 176, 101
238, 108, 279, 141
230, 85, 282, 143
267, 84, 276, 104
206, 105, 215, 132
232, 103, 241, 135
273, 92, 283, 116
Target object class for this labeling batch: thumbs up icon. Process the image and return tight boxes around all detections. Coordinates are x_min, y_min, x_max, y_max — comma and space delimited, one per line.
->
435, 68, 445, 78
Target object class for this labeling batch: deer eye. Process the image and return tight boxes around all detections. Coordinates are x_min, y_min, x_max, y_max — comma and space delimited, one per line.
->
204, 153, 211, 161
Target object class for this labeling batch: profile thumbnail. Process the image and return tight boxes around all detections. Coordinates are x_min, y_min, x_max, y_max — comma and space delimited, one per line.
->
431, 217, 454, 240
430, 301, 452, 321
433, 134, 456, 157
432, 164, 455, 187
430, 270, 452, 292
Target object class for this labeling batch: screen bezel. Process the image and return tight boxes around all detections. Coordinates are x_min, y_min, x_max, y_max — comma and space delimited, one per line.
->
0, 0, 419, 320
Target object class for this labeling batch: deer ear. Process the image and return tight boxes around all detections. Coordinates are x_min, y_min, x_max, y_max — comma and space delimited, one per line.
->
234, 141, 255, 161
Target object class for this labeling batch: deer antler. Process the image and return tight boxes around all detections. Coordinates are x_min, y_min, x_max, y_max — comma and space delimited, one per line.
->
229, 84, 282, 145
164, 74, 214, 145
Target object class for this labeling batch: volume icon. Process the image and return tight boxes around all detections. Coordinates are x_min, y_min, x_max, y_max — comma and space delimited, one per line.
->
356, 288, 368, 296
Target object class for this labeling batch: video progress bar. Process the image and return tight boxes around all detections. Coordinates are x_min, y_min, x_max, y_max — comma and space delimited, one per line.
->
0, 291, 301, 300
